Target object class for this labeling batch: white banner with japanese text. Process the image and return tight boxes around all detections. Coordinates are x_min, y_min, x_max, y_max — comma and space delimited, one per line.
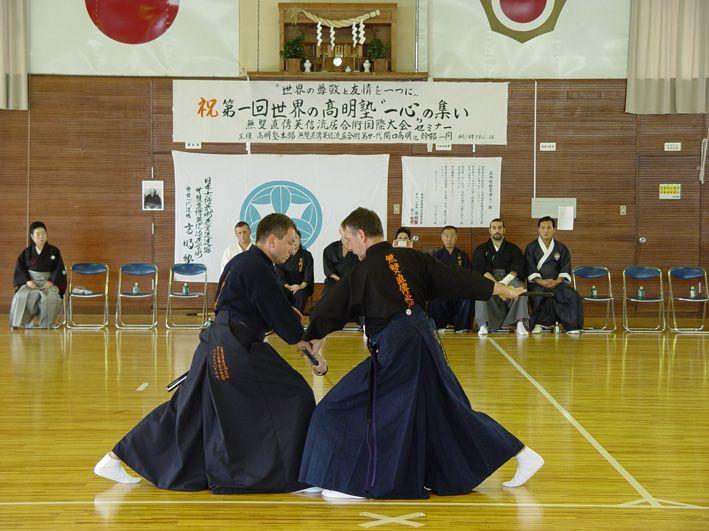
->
173, 151, 388, 282
401, 157, 501, 227
173, 80, 508, 145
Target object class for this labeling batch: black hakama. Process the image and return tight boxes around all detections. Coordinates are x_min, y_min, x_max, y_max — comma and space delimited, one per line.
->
114, 312, 315, 493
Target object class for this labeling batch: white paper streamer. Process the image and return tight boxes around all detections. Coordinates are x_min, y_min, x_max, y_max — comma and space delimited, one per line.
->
316, 21, 322, 47
358, 20, 366, 44
329, 26, 335, 49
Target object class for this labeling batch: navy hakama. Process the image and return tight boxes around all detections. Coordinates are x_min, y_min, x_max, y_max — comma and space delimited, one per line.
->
524, 238, 584, 331
114, 313, 315, 493
300, 307, 523, 498
301, 242, 525, 499
114, 245, 316, 494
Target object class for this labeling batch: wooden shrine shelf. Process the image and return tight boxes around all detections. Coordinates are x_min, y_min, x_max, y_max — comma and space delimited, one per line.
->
246, 71, 429, 81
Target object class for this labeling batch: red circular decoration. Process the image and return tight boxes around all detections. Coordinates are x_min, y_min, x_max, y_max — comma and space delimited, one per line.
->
85, 0, 179, 45
499, 0, 548, 23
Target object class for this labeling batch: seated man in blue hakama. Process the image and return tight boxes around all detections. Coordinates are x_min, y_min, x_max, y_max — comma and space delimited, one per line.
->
524, 216, 584, 334
428, 226, 473, 333
94, 214, 326, 494
298, 208, 544, 500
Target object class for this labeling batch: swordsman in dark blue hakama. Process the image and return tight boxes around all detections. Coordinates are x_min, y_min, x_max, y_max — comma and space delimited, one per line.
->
299, 208, 544, 500
95, 214, 324, 493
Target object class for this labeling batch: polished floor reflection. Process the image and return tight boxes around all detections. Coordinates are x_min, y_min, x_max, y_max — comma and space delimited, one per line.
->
0, 323, 706, 529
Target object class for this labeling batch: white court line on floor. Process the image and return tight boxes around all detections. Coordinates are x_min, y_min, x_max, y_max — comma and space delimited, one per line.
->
135, 383, 149, 392
0, 500, 705, 509
488, 338, 662, 508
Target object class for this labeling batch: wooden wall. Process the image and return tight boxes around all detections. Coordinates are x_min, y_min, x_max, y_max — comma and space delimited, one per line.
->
0, 76, 706, 313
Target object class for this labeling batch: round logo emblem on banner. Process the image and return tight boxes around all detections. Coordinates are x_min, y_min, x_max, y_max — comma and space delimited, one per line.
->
240, 181, 322, 249
480, 0, 567, 43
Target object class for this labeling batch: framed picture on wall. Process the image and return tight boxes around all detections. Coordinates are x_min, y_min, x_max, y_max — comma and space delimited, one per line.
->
142, 180, 164, 211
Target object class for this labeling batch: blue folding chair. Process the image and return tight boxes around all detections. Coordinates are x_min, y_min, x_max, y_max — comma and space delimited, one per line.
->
66, 262, 109, 329
622, 266, 665, 332
115, 263, 158, 329
667, 266, 708, 334
572, 266, 616, 332
165, 263, 208, 329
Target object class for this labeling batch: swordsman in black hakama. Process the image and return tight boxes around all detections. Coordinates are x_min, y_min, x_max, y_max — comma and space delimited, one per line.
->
298, 208, 543, 500
95, 214, 324, 493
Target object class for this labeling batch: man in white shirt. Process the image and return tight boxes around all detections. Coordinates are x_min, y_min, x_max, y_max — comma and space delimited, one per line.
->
220, 221, 252, 272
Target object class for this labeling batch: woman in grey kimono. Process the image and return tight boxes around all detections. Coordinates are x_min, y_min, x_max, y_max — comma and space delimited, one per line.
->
10, 221, 66, 328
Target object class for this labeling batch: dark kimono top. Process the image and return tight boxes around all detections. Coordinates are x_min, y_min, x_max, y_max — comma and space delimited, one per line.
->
214, 245, 303, 343
322, 240, 359, 278
431, 246, 472, 270
13, 243, 67, 296
304, 241, 494, 340
523, 238, 573, 284
276, 246, 314, 287
471, 239, 525, 277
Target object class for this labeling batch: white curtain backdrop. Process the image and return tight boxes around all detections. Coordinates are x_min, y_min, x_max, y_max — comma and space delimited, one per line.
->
0, 0, 28, 110
626, 0, 708, 114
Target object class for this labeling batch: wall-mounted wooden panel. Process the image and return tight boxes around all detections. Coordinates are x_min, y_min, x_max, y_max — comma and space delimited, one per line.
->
637, 114, 706, 157
24, 76, 154, 311
0, 76, 705, 318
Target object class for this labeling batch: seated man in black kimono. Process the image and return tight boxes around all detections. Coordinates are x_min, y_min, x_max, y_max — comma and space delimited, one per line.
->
472, 219, 529, 336
322, 227, 363, 328
10, 221, 66, 328
94, 214, 326, 494
322, 228, 359, 297
524, 216, 584, 334
428, 226, 473, 333
276, 229, 314, 313
299, 207, 544, 500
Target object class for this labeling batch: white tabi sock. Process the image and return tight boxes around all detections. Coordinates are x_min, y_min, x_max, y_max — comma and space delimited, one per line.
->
516, 322, 529, 335
94, 453, 141, 484
478, 325, 488, 336
503, 447, 544, 488
291, 486, 323, 494
321, 489, 366, 500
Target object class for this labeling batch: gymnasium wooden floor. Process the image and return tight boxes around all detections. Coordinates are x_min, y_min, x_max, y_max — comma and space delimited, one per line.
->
0, 319, 706, 530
